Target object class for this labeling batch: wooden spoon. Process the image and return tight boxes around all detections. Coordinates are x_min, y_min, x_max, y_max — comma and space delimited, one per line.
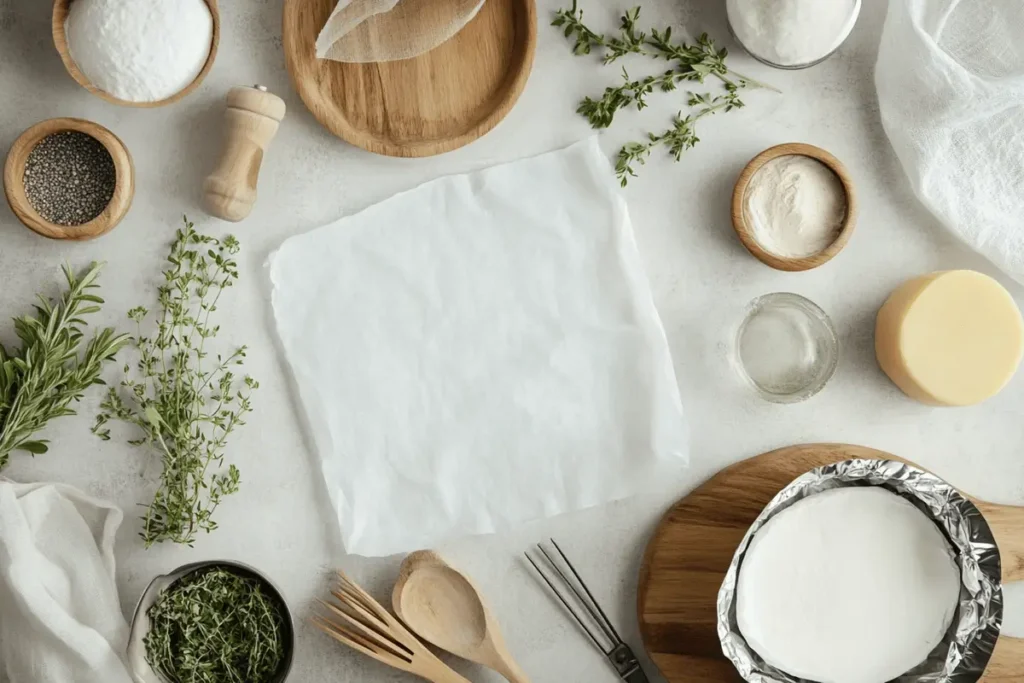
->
394, 551, 531, 683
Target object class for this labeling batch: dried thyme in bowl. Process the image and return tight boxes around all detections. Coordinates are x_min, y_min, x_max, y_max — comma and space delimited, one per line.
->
144, 566, 288, 683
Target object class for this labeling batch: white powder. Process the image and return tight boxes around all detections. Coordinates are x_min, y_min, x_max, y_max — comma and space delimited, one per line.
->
66, 0, 213, 103
737, 487, 960, 683
726, 0, 860, 67
743, 155, 847, 259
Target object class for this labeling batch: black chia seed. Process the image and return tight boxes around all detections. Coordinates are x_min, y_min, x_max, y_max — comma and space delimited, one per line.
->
22, 130, 117, 226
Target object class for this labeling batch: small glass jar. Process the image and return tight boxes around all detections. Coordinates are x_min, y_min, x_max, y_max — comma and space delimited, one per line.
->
726, 0, 862, 70
734, 293, 838, 403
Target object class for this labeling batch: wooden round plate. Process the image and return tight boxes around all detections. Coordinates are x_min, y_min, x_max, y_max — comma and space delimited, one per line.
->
637, 443, 1024, 683
283, 0, 537, 157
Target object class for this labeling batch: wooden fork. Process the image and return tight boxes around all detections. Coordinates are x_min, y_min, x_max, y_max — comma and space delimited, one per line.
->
314, 570, 473, 683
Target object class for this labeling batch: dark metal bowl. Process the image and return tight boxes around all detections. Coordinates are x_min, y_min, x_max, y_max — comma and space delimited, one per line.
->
127, 559, 295, 683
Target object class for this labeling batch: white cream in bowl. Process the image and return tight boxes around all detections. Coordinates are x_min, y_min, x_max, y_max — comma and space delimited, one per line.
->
736, 486, 960, 683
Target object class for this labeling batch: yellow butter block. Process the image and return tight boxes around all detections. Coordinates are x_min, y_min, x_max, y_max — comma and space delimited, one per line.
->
875, 270, 1024, 406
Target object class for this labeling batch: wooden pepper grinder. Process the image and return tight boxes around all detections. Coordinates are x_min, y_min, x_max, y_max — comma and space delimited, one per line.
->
203, 85, 286, 222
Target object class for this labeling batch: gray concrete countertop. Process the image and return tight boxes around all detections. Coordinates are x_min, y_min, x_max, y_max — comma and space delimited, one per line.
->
3, 0, 1023, 681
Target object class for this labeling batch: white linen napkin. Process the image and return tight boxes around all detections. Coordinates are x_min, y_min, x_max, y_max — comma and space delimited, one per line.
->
270, 138, 689, 557
0, 480, 132, 683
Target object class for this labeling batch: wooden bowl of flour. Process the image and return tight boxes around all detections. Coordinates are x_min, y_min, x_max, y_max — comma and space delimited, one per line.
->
52, 0, 220, 108
732, 143, 857, 272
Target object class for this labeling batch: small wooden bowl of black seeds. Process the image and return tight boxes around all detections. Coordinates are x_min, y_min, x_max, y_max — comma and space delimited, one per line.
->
3, 117, 133, 240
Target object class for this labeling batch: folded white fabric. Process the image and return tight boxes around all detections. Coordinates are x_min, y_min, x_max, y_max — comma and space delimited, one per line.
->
876, 0, 1024, 283
0, 481, 132, 683
270, 138, 688, 557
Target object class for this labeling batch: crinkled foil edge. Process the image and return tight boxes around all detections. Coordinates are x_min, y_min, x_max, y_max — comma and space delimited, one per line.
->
716, 458, 1003, 683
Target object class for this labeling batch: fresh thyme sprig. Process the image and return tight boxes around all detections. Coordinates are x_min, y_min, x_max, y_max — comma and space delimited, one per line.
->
615, 90, 745, 185
554, 4, 645, 62
554, 2, 779, 184
578, 66, 679, 128
144, 567, 286, 683
554, 1, 777, 90
0, 263, 127, 469
93, 217, 256, 547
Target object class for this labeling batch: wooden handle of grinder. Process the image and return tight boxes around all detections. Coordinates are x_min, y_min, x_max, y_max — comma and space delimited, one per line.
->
203, 85, 286, 222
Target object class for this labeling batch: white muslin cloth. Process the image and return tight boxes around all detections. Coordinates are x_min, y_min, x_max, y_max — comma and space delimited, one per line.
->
876, 0, 1024, 283
0, 481, 132, 683
316, 0, 485, 63
270, 138, 688, 557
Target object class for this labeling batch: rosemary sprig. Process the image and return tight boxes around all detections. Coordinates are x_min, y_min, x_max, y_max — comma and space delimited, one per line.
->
144, 567, 286, 683
93, 217, 257, 547
554, 3, 779, 184
0, 263, 127, 469
615, 90, 745, 186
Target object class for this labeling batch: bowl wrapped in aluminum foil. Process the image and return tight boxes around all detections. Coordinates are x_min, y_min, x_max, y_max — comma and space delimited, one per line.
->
717, 458, 1003, 683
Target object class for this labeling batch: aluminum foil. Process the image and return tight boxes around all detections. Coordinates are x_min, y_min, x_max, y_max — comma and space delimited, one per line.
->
717, 458, 1003, 683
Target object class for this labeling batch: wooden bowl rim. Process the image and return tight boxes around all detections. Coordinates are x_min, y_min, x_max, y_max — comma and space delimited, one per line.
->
3, 117, 135, 240
51, 0, 220, 108
282, 0, 538, 157
731, 142, 858, 272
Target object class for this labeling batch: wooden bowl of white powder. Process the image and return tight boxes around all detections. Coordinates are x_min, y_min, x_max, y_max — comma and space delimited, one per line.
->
52, 0, 219, 108
732, 143, 857, 272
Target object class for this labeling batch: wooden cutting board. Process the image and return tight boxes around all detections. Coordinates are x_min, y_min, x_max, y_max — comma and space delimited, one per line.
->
282, 0, 536, 157
637, 443, 1024, 682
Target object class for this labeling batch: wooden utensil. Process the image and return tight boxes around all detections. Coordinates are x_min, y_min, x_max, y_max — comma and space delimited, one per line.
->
52, 0, 219, 108
203, 85, 286, 222
316, 570, 472, 683
731, 143, 857, 271
637, 443, 1024, 683
282, 0, 536, 157
393, 551, 531, 683
3, 117, 133, 240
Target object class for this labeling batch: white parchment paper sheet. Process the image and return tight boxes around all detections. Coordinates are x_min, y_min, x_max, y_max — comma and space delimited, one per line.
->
269, 138, 688, 557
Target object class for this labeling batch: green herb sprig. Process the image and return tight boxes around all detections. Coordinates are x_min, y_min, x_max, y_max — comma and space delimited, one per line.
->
93, 217, 257, 547
0, 263, 127, 469
144, 567, 286, 683
615, 90, 745, 182
553, 2, 779, 185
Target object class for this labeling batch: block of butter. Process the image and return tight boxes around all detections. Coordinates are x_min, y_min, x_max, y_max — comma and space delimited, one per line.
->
876, 270, 1024, 406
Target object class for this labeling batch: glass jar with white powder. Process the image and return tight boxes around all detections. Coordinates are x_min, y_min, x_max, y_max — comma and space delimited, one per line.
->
726, 0, 862, 69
